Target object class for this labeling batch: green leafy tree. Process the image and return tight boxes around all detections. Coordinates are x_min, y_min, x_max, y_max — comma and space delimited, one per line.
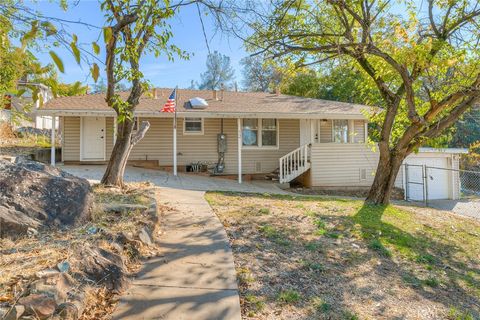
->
198, 51, 235, 90
450, 107, 480, 148
240, 55, 282, 92
246, 0, 480, 204
99, 0, 191, 186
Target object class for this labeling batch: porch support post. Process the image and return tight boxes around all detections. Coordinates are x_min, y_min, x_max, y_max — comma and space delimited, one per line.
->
237, 118, 242, 184
364, 121, 368, 143
50, 115, 56, 166
348, 120, 355, 143
113, 116, 117, 144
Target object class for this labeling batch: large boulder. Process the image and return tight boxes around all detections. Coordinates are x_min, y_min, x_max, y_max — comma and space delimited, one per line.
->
0, 159, 92, 238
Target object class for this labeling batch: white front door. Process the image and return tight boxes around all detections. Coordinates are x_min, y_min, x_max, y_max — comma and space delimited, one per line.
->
300, 120, 312, 145
82, 117, 105, 160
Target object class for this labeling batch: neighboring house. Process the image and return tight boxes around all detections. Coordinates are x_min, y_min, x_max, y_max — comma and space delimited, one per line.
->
1, 83, 57, 130
38, 88, 465, 200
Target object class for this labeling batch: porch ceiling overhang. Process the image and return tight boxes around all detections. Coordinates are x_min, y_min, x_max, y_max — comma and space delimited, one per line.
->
37, 109, 368, 120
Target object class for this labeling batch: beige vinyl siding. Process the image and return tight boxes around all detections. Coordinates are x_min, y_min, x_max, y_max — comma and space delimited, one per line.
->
106, 117, 114, 158
320, 120, 332, 143
353, 120, 366, 143
310, 143, 379, 187
63, 116, 80, 161
128, 117, 299, 174
240, 119, 300, 174
129, 117, 169, 161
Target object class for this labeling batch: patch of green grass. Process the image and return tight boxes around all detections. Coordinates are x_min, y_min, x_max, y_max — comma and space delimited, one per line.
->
447, 307, 475, 320
314, 219, 326, 229
310, 296, 331, 313
258, 225, 291, 246
402, 274, 422, 288
237, 267, 255, 286
300, 259, 324, 272
244, 293, 265, 316
295, 203, 305, 209
304, 241, 322, 252
368, 239, 392, 257
258, 207, 270, 215
325, 232, 342, 239
416, 253, 437, 265
342, 311, 360, 320
423, 276, 440, 288
304, 209, 317, 217
277, 289, 301, 304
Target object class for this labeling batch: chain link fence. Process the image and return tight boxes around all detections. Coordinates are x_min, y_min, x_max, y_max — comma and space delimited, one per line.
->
404, 164, 480, 206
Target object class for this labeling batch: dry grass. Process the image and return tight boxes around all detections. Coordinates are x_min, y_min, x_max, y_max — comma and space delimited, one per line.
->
206, 192, 480, 320
0, 182, 161, 319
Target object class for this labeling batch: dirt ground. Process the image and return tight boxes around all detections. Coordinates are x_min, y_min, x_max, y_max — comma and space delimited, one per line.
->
0, 183, 166, 320
206, 192, 480, 320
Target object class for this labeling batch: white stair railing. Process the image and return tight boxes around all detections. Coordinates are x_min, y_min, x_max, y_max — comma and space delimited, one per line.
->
279, 144, 311, 183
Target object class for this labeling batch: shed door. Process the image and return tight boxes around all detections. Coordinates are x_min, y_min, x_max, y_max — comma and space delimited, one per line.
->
82, 117, 105, 160
406, 157, 449, 200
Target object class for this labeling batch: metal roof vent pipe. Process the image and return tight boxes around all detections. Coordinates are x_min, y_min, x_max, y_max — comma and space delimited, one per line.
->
212, 89, 218, 101
152, 88, 158, 99
220, 83, 225, 101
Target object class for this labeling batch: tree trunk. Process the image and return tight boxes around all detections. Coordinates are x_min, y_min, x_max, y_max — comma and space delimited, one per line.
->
366, 149, 406, 205
101, 119, 135, 187
101, 119, 150, 187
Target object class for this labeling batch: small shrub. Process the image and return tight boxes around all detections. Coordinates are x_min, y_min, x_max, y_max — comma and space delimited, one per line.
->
368, 239, 392, 257
277, 289, 301, 304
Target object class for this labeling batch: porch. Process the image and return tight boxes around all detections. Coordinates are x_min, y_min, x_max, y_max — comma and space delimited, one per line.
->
53, 115, 369, 185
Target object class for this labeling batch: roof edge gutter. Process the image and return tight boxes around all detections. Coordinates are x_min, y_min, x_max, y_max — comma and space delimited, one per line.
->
37, 109, 368, 120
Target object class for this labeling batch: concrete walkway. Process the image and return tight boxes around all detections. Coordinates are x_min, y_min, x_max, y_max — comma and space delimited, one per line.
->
112, 187, 242, 320
60, 164, 289, 195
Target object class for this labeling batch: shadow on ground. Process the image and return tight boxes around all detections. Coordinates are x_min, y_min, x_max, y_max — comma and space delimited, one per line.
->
209, 192, 480, 319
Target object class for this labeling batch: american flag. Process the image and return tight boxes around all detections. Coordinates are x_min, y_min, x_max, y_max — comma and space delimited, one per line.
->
161, 88, 176, 113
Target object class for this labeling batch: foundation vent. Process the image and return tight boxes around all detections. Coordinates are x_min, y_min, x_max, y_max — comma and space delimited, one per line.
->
359, 168, 367, 181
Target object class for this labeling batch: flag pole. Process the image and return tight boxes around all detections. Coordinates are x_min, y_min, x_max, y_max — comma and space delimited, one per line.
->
173, 86, 178, 177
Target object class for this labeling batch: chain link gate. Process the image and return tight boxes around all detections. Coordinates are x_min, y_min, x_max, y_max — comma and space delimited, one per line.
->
404, 164, 427, 205
404, 164, 480, 207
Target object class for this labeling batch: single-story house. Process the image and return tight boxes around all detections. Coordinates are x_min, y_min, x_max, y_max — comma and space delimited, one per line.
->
38, 88, 466, 200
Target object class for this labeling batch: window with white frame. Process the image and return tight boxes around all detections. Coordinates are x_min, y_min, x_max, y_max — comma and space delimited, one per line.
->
184, 117, 203, 134
333, 119, 349, 143
242, 118, 278, 148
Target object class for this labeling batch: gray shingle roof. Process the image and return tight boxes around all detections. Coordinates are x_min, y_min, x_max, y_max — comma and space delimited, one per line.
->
40, 88, 373, 118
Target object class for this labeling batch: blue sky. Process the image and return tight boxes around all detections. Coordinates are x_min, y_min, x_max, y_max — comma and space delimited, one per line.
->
29, 1, 247, 89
